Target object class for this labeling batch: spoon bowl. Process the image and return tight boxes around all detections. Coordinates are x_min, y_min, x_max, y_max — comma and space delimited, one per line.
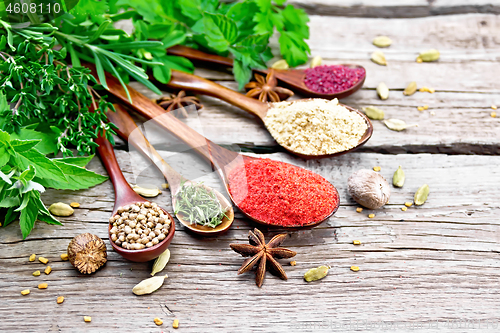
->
106, 104, 234, 236
167, 45, 366, 100
95, 131, 175, 262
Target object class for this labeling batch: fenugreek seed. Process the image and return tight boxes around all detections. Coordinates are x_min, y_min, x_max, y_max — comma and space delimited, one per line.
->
376, 82, 389, 100
310, 56, 322, 68
417, 106, 424, 111
304, 265, 329, 282
351, 266, 360, 272
423, 105, 429, 110
401, 207, 407, 211
33, 270, 41, 277
161, 183, 169, 189
392, 166, 405, 188
70, 202, 80, 208
154, 318, 163, 326
57, 296, 64, 304
39, 257, 48, 264
419, 86, 435, 93
416, 57, 423, 63
372, 36, 392, 48
368, 214, 375, 218
491, 112, 497, 118
38, 283, 48, 289
492, 105, 497, 110
44, 266, 52, 275
414, 184, 430, 206
362, 106, 385, 120
84, 316, 91, 322
271, 59, 289, 70
173, 319, 179, 329
353, 240, 361, 245
29, 254, 36, 262
290, 261, 297, 266
60, 253, 69, 261
404, 202, 413, 207
356, 207, 363, 213
418, 49, 440, 62
371, 51, 387, 66
373, 166, 381, 172
21, 289, 30, 295
403, 81, 417, 96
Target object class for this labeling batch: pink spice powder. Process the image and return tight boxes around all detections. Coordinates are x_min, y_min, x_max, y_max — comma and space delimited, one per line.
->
227, 158, 339, 227
304, 65, 365, 94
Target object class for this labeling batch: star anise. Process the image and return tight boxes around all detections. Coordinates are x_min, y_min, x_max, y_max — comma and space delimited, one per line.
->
155, 90, 203, 118
230, 228, 296, 287
244, 69, 294, 103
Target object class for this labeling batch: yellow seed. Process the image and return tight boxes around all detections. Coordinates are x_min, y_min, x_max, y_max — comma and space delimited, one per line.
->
21, 289, 30, 295
429, 88, 435, 93
154, 318, 163, 326
29, 254, 36, 262
416, 56, 423, 63
39, 257, 48, 264
57, 296, 64, 304
353, 240, 361, 245
356, 207, 363, 213
351, 266, 360, 272
44, 266, 52, 275
491, 112, 497, 118
33, 270, 41, 277
368, 214, 375, 218
417, 106, 424, 111
38, 283, 48, 289
84, 316, 91, 323
492, 105, 497, 110
70, 202, 80, 208
173, 319, 179, 329
161, 183, 169, 189
404, 202, 413, 207
290, 261, 297, 266
60, 253, 69, 261
373, 166, 381, 172
423, 105, 429, 110
310, 56, 322, 68
401, 207, 408, 211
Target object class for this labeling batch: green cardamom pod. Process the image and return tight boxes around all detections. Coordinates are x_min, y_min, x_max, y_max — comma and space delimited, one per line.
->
132, 274, 168, 295
371, 51, 387, 66
372, 36, 392, 48
377, 82, 389, 100
304, 265, 330, 282
414, 184, 429, 205
151, 249, 170, 276
418, 49, 440, 62
310, 56, 322, 68
271, 59, 289, 70
362, 106, 385, 120
384, 119, 418, 131
403, 81, 417, 96
392, 166, 405, 188
131, 184, 161, 198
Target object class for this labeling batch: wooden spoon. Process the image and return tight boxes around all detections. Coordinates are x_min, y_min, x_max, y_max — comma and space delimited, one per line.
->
86, 64, 339, 229
94, 131, 175, 262
106, 103, 234, 236
167, 44, 365, 100
164, 70, 373, 159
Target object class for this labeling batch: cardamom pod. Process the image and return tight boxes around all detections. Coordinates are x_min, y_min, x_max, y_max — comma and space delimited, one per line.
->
362, 106, 385, 120
151, 249, 170, 276
271, 59, 289, 70
376, 82, 389, 100
403, 81, 417, 96
131, 185, 161, 198
132, 274, 168, 295
310, 56, 322, 68
414, 184, 429, 206
371, 51, 387, 66
392, 166, 405, 188
372, 36, 392, 48
304, 265, 330, 282
48, 202, 74, 217
383, 119, 418, 131
418, 49, 440, 62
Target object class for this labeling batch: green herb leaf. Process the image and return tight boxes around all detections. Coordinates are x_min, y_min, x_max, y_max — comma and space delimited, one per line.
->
36, 159, 107, 191
14, 148, 67, 183
19, 191, 39, 239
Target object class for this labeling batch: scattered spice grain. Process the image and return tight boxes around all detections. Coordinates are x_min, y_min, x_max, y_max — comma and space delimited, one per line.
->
356, 207, 363, 213
21, 289, 30, 295
33, 270, 40, 277
304, 65, 365, 94
60, 253, 69, 261
173, 319, 179, 329
228, 158, 339, 227
417, 106, 424, 111
404, 202, 413, 207
492, 105, 497, 110
38, 283, 48, 289
290, 261, 297, 266
368, 214, 375, 218
39, 257, 48, 264
401, 207, 408, 211
491, 112, 497, 118
419, 86, 435, 93
44, 266, 52, 275
264, 99, 368, 155
70, 202, 80, 208
154, 318, 163, 326
84, 316, 91, 322
353, 240, 361, 245
373, 166, 381, 172
351, 266, 360, 272
29, 254, 36, 262
57, 296, 64, 304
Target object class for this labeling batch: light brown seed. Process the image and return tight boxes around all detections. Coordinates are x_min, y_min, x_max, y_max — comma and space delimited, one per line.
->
38, 283, 48, 289
29, 254, 36, 262
21, 289, 30, 295
57, 296, 64, 304
39, 257, 48, 264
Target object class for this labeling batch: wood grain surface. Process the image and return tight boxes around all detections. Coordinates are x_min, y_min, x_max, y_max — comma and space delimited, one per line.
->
2, 3, 500, 333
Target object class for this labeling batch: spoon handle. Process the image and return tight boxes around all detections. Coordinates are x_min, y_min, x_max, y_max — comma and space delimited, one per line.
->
167, 70, 268, 119
168, 45, 234, 67
106, 104, 184, 192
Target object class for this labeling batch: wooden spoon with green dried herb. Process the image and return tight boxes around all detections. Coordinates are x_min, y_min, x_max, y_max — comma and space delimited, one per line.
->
106, 104, 234, 236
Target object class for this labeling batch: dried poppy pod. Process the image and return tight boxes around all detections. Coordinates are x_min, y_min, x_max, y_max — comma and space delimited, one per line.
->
68, 233, 107, 274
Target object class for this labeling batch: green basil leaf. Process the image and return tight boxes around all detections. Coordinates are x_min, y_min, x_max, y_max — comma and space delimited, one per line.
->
14, 149, 67, 183
36, 159, 107, 191
19, 192, 39, 239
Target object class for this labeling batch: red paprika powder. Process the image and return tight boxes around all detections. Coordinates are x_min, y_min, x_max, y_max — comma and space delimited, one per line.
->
304, 65, 365, 94
227, 158, 339, 227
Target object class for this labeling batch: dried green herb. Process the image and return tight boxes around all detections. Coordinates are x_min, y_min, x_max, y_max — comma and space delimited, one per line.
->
174, 182, 228, 228
393, 166, 405, 188
414, 184, 429, 206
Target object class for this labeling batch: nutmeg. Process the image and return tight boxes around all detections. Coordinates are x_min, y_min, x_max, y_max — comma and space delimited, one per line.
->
68, 233, 107, 274
347, 169, 391, 209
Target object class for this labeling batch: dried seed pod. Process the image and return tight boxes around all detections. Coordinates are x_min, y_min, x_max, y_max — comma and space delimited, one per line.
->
131, 185, 161, 198
310, 56, 322, 68
418, 49, 440, 62
362, 106, 384, 120
384, 119, 418, 131
68, 233, 107, 274
372, 36, 392, 48
271, 59, 289, 70
151, 249, 170, 276
48, 202, 74, 217
376, 82, 389, 100
304, 265, 330, 282
392, 166, 405, 188
403, 81, 417, 96
348, 169, 391, 209
29, 254, 36, 262
414, 184, 430, 206
371, 51, 387, 66
132, 274, 168, 295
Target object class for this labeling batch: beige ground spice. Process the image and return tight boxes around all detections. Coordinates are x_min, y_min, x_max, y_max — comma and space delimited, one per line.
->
264, 99, 367, 155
